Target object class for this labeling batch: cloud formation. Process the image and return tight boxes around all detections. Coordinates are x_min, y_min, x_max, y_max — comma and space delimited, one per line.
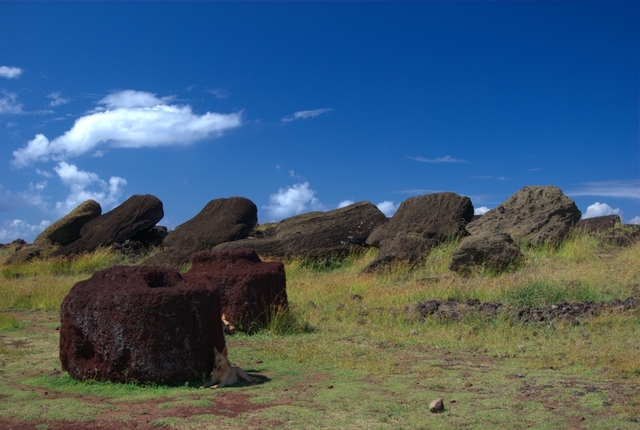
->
376, 201, 398, 217
474, 206, 490, 215
47, 91, 70, 107
409, 155, 468, 163
206, 88, 230, 99
567, 180, 640, 200
0, 219, 51, 242
53, 162, 127, 215
0, 66, 23, 79
0, 183, 45, 212
0, 91, 23, 114
12, 90, 242, 167
282, 108, 332, 123
263, 181, 325, 221
583, 202, 621, 219
338, 200, 355, 208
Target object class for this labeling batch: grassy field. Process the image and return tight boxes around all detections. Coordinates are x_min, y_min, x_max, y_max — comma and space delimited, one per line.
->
0, 233, 639, 429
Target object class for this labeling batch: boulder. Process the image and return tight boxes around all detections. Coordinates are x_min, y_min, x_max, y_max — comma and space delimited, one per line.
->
449, 232, 523, 273
183, 249, 288, 331
429, 398, 445, 413
37, 200, 103, 247
143, 197, 257, 268
52, 195, 164, 257
363, 192, 474, 271
367, 193, 474, 247
59, 265, 225, 385
213, 201, 388, 259
5, 200, 102, 265
465, 186, 581, 245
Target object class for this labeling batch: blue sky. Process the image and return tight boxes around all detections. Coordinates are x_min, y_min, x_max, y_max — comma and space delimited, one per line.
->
1, 1, 638, 242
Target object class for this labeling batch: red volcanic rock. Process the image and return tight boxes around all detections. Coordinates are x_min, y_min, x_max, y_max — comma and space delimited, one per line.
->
183, 249, 288, 331
60, 265, 225, 385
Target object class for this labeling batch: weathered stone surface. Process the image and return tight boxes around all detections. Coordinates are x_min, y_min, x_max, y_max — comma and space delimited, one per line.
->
575, 215, 621, 233
367, 192, 474, 247
449, 232, 523, 273
363, 193, 473, 272
59, 265, 225, 385
52, 195, 164, 257
0, 238, 27, 249
364, 235, 437, 273
143, 197, 257, 268
183, 249, 287, 331
466, 186, 581, 245
5, 200, 103, 265
429, 398, 445, 413
37, 200, 103, 247
214, 201, 388, 259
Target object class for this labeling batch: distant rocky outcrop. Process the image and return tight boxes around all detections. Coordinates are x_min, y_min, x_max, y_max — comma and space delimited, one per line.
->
574, 215, 640, 247
363, 192, 474, 272
183, 249, 288, 331
51, 195, 164, 258
465, 186, 581, 245
449, 232, 523, 273
59, 265, 226, 385
575, 215, 621, 233
5, 200, 102, 265
213, 201, 388, 259
143, 197, 257, 268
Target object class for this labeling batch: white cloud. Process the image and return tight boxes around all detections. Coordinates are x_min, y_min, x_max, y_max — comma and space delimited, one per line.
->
409, 155, 468, 164
282, 108, 332, 123
12, 90, 242, 167
0, 66, 23, 79
568, 180, 640, 200
0, 183, 46, 212
263, 181, 324, 221
47, 91, 70, 107
474, 206, 490, 215
338, 200, 355, 209
376, 201, 398, 217
206, 88, 230, 99
0, 91, 23, 114
0, 219, 51, 243
98, 90, 176, 110
53, 162, 127, 215
583, 202, 621, 219
629, 216, 640, 225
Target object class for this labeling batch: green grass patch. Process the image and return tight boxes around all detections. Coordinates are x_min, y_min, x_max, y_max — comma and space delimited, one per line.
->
0, 312, 22, 330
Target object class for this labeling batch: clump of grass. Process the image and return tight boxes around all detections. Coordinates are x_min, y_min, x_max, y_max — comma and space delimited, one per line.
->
499, 279, 610, 308
252, 304, 314, 336
1, 247, 132, 279
0, 248, 144, 310
0, 312, 21, 330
